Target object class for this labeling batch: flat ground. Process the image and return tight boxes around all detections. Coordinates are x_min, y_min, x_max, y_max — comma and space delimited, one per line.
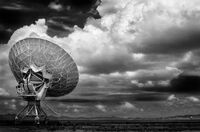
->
0, 114, 200, 131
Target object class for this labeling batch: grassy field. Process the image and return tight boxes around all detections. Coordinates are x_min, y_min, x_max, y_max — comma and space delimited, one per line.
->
0, 114, 200, 131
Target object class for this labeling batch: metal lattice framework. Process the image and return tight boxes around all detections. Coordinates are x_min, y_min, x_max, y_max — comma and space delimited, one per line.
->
9, 38, 79, 97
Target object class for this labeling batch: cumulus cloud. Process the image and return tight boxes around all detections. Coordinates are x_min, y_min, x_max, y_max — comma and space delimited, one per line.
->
166, 95, 200, 107
48, 1, 63, 11
7, 0, 200, 96
167, 94, 178, 101
73, 108, 79, 113
120, 102, 136, 109
119, 102, 144, 112
95, 104, 106, 112
186, 96, 200, 102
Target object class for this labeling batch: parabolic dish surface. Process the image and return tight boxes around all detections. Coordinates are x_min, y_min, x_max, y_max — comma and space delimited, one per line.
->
9, 38, 79, 97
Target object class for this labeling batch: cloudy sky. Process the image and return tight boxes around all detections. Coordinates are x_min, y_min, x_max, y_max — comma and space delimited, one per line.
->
1, 0, 200, 118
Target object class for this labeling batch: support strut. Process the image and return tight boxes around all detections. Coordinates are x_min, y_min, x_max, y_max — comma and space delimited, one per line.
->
15, 98, 47, 124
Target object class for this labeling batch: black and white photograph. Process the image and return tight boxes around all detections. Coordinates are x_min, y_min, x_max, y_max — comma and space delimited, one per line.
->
0, 0, 200, 131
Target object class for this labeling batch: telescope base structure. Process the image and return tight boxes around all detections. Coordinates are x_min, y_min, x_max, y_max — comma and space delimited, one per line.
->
15, 99, 47, 124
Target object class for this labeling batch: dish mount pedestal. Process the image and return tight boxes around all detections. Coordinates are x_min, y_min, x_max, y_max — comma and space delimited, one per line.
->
15, 96, 47, 124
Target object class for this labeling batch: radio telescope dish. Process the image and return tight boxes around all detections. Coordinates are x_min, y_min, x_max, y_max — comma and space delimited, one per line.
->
8, 38, 79, 123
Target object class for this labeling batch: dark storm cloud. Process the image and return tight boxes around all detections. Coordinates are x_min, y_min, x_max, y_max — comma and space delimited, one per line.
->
0, 2, 47, 43
0, 2, 47, 27
0, 0, 99, 12
50, 92, 168, 103
84, 61, 148, 75
83, 55, 154, 75
170, 74, 200, 93
49, 98, 113, 104
177, 62, 200, 71
78, 79, 100, 88
78, 92, 104, 97
140, 74, 200, 94
128, 93, 168, 101
128, 69, 180, 84
0, 0, 100, 43
74, 85, 168, 102
46, 18, 75, 37
133, 25, 200, 54
0, 30, 12, 44
104, 93, 168, 102
0, 96, 17, 100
